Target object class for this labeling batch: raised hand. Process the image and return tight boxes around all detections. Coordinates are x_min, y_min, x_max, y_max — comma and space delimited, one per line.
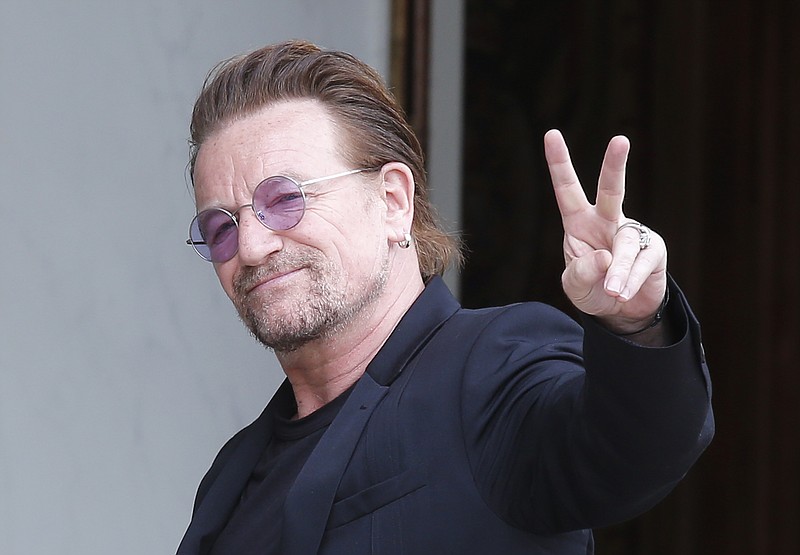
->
543, 129, 668, 335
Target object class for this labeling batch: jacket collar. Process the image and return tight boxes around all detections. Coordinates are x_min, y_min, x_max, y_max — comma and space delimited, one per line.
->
366, 276, 461, 386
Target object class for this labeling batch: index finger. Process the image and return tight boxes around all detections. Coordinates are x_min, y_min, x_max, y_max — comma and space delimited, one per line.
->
544, 129, 589, 219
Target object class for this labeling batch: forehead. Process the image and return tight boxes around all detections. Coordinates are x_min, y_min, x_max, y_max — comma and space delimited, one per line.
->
192, 99, 346, 203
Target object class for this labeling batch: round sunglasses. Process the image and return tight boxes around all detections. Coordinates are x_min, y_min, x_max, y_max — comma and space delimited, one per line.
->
186, 168, 368, 262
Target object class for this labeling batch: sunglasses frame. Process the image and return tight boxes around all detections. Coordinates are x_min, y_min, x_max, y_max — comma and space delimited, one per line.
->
186, 167, 369, 262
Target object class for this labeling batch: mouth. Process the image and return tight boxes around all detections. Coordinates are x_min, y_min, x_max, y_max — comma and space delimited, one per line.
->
245, 266, 305, 295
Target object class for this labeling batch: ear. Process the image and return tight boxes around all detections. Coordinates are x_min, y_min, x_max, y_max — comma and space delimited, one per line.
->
379, 162, 415, 243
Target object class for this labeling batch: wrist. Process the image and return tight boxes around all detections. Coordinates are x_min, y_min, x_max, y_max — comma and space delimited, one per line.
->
615, 287, 670, 336
594, 287, 670, 336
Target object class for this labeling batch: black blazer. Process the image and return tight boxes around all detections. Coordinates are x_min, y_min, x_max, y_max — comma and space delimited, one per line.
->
177, 277, 713, 554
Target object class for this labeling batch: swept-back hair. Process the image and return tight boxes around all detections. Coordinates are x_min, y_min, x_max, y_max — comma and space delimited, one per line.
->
189, 39, 462, 280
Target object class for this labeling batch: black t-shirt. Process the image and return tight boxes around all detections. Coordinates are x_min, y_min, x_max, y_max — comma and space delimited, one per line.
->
209, 387, 351, 554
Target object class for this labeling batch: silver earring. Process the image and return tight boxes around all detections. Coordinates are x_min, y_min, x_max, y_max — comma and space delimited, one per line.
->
398, 232, 412, 249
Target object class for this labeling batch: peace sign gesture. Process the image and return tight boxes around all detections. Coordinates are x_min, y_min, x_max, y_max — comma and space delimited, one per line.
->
544, 129, 668, 335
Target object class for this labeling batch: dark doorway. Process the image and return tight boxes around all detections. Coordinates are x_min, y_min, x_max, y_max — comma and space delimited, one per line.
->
460, 1, 800, 554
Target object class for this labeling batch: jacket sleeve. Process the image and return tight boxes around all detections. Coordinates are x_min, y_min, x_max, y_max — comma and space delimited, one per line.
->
460, 277, 714, 534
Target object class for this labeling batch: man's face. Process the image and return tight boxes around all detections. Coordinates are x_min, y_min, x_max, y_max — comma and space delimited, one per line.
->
192, 99, 390, 352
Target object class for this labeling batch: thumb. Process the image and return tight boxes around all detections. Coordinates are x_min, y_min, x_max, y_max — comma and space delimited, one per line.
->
562, 249, 613, 313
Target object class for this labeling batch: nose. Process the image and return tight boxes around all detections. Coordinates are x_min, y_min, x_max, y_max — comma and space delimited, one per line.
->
236, 209, 283, 265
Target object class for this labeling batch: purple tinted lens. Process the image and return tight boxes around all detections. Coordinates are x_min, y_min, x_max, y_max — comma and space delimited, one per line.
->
190, 209, 239, 262
252, 176, 305, 230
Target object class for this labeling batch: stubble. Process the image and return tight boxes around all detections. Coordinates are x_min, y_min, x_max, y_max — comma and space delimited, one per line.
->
232, 248, 388, 352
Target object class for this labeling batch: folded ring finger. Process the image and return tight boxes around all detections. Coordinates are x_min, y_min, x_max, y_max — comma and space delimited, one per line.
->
606, 221, 655, 299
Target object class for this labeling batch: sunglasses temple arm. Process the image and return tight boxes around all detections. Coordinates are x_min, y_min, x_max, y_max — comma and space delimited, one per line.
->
300, 167, 365, 186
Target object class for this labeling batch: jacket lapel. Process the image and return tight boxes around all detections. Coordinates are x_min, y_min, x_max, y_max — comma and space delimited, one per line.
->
280, 372, 390, 555
177, 381, 292, 554
279, 277, 460, 554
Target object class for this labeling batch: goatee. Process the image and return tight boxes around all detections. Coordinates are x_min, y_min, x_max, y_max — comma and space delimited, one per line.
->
232, 248, 387, 352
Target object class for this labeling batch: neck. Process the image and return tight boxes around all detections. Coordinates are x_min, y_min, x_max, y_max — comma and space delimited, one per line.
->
276, 270, 425, 419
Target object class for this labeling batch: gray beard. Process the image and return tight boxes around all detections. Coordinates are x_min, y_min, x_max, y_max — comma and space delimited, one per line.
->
232, 248, 388, 353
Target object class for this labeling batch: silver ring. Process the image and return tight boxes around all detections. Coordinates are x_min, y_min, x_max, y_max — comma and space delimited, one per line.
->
616, 221, 651, 250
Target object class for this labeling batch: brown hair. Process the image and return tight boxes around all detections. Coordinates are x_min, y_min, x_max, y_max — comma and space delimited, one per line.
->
188, 39, 462, 280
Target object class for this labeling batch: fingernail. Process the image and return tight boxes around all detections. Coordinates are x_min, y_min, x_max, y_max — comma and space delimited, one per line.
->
619, 287, 631, 301
606, 277, 622, 294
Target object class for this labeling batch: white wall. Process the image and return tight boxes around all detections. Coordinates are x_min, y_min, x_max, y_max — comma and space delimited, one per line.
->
0, 1, 391, 553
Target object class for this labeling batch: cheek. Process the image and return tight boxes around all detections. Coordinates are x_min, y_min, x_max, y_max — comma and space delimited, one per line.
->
343, 224, 389, 277
354, 205, 390, 263
213, 262, 238, 300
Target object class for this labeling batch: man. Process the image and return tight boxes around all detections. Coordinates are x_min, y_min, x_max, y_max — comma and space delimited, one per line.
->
177, 40, 713, 554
